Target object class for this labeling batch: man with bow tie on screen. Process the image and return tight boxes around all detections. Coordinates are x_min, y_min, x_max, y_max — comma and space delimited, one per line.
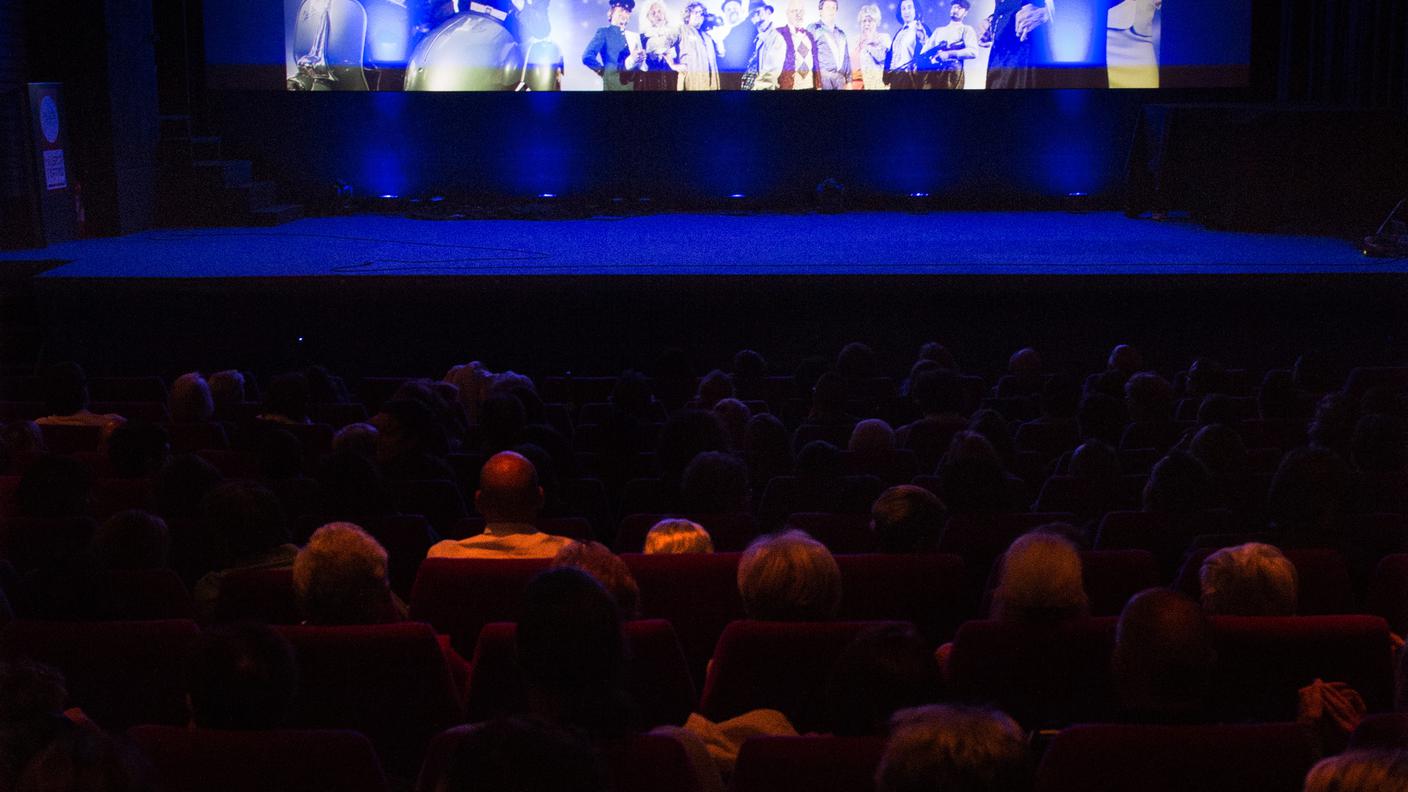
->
752, 0, 820, 89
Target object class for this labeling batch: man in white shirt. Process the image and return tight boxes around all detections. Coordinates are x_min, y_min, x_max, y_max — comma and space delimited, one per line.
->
752, 0, 819, 90
426, 451, 571, 559
807, 0, 850, 90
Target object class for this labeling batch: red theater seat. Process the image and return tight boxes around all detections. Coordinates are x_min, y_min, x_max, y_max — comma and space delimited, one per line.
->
1173, 547, 1353, 616
838, 449, 919, 485
1095, 510, 1244, 576
1348, 713, 1408, 750
1209, 615, 1396, 720
463, 619, 696, 727
90, 477, 155, 520
106, 568, 195, 620
699, 620, 912, 733
89, 376, 167, 403
732, 736, 886, 792
165, 421, 230, 453
91, 401, 170, 423
622, 552, 745, 686
981, 550, 1160, 618
937, 512, 1078, 566
1035, 722, 1317, 792
615, 512, 759, 553
783, 512, 879, 553
210, 568, 299, 624
757, 476, 885, 533
409, 557, 553, 655
38, 423, 103, 454
1032, 475, 1143, 519
129, 726, 388, 792
1015, 420, 1081, 462
1366, 554, 1408, 635
415, 727, 703, 792
834, 554, 967, 643
947, 618, 1119, 729
386, 479, 467, 534
274, 622, 463, 776
0, 619, 199, 729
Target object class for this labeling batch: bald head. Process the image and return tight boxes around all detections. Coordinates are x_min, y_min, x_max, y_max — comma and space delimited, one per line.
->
476, 451, 543, 523
1113, 588, 1216, 718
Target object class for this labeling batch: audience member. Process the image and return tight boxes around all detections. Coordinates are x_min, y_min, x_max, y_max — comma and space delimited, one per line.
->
437, 716, 608, 792
186, 622, 299, 730
91, 510, 169, 571
1308, 393, 1355, 458
875, 704, 1031, 792
13, 729, 150, 792
1107, 344, 1143, 376
106, 422, 170, 479
657, 411, 731, 495
0, 659, 75, 790
552, 541, 641, 619
991, 531, 1089, 624
737, 530, 841, 621
680, 452, 750, 514
870, 485, 946, 553
207, 370, 247, 420
1349, 413, 1408, 514
937, 432, 1015, 513
251, 426, 303, 482
1198, 542, 1298, 616
15, 455, 93, 521
1076, 393, 1126, 446
836, 342, 878, 383
849, 419, 895, 455
374, 398, 454, 481
34, 362, 124, 434
644, 519, 715, 554
826, 624, 944, 737
1142, 451, 1212, 513
696, 370, 735, 410
968, 410, 1016, 470
1302, 750, 1408, 792
192, 481, 298, 619
153, 454, 222, 522
168, 372, 215, 424
1111, 588, 1216, 723
1266, 447, 1352, 545
1069, 440, 1120, 482
293, 522, 404, 624
803, 372, 857, 429
743, 414, 793, 491
427, 452, 569, 559
896, 369, 969, 472
332, 423, 378, 459
712, 399, 752, 453
730, 350, 768, 399
255, 372, 312, 425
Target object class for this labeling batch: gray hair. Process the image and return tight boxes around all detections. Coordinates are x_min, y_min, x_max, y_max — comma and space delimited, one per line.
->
293, 522, 392, 624
1198, 542, 1298, 616
857, 2, 881, 24
991, 530, 1089, 623
876, 704, 1030, 792
738, 529, 841, 621
170, 372, 214, 423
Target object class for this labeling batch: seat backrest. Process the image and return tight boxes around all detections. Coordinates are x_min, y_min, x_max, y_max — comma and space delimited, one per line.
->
464, 619, 695, 728
416, 727, 701, 792
1365, 553, 1408, 636
947, 618, 1119, 729
274, 622, 462, 776
106, 568, 194, 620
1095, 510, 1243, 577
1348, 712, 1408, 750
732, 736, 886, 792
90, 478, 155, 520
782, 512, 878, 553
616, 513, 759, 553
1033, 476, 1141, 518
1173, 547, 1353, 616
386, 479, 467, 534
210, 568, 300, 624
1076, 549, 1161, 617
1209, 615, 1396, 719
409, 558, 553, 655
357, 513, 438, 598
38, 423, 103, 454
165, 421, 230, 453
129, 725, 388, 792
938, 512, 1078, 567
699, 619, 911, 733
622, 552, 744, 687
89, 376, 167, 403
0, 619, 199, 729
1035, 722, 1317, 792
834, 554, 967, 643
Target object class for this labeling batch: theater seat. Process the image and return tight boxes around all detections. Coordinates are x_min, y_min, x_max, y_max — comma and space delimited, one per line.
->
106, 568, 195, 620
129, 726, 388, 792
386, 479, 467, 535
1348, 712, 1408, 750
1035, 722, 1317, 792
937, 512, 1077, 568
210, 568, 299, 624
732, 736, 886, 792
1173, 547, 1353, 616
274, 622, 463, 777
834, 554, 967, 643
615, 513, 759, 553
1209, 615, 1396, 720
415, 727, 703, 792
622, 552, 745, 688
1095, 510, 1244, 577
947, 618, 1119, 729
409, 558, 553, 656
90, 478, 155, 520
980, 550, 1160, 618
782, 512, 879, 553
1365, 554, 1408, 635
699, 619, 912, 733
0, 619, 199, 729
37, 423, 103, 454
464, 619, 696, 728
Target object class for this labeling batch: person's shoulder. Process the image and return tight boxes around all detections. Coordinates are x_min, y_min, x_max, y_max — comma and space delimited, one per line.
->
426, 538, 473, 559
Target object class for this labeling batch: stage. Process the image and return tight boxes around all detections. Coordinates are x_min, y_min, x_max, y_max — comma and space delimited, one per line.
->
2, 211, 1399, 278
3, 210, 1404, 380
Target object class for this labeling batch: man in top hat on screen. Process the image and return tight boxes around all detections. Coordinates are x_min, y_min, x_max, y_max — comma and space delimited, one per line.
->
583, 0, 647, 90
740, 0, 776, 89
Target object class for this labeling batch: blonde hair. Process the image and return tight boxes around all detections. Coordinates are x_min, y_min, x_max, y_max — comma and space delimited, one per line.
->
293, 522, 392, 624
552, 540, 641, 618
1303, 750, 1408, 792
1199, 542, 1298, 616
992, 530, 1089, 623
877, 704, 1030, 792
738, 530, 841, 621
644, 519, 715, 554
857, 3, 881, 25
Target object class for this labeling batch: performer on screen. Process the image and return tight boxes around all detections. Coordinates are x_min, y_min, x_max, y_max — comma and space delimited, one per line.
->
740, 0, 776, 89
673, 1, 723, 89
752, 0, 820, 90
1107, 0, 1160, 88
849, 3, 889, 89
919, 0, 978, 89
808, 0, 851, 90
979, 0, 1053, 89
883, 0, 930, 90
287, 0, 371, 90
719, 0, 759, 88
637, 0, 681, 90
583, 0, 647, 91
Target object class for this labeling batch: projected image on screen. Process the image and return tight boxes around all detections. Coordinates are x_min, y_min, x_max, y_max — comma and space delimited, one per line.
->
283, 0, 1246, 91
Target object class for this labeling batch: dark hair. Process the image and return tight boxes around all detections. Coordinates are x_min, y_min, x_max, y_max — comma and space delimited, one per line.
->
810, 372, 849, 417
316, 449, 390, 518
1077, 393, 1126, 445
16, 454, 93, 520
657, 410, 730, 487
252, 426, 303, 481
937, 432, 1009, 513
836, 342, 877, 382
201, 480, 290, 562
40, 362, 88, 416
911, 369, 963, 416
107, 421, 171, 479
14, 729, 149, 792
894, 0, 920, 23
92, 510, 170, 570
441, 717, 607, 792
479, 395, 527, 454
680, 451, 750, 514
1142, 451, 1211, 513
827, 624, 942, 736
967, 409, 1014, 469
262, 372, 311, 423
1266, 446, 1351, 542
730, 350, 767, 381
871, 485, 947, 553
186, 622, 298, 730
154, 454, 223, 522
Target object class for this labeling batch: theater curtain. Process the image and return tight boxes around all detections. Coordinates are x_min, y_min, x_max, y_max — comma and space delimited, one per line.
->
1276, 0, 1408, 109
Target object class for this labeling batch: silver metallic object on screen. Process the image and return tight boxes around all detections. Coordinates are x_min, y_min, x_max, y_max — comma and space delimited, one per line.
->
404, 0, 561, 90
288, 0, 372, 90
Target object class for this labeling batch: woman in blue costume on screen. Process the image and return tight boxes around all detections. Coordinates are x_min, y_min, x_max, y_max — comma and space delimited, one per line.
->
884, 0, 929, 89
979, 0, 1053, 89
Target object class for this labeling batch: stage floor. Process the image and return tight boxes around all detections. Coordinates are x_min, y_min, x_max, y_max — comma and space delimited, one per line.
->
4, 211, 1401, 278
